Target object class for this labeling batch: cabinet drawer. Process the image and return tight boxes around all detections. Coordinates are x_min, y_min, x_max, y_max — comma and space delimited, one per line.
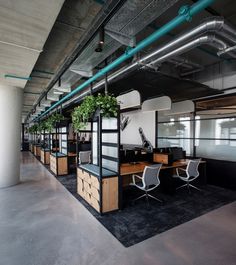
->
51, 166, 56, 174
77, 178, 83, 195
91, 186, 99, 201
77, 168, 83, 179
90, 196, 100, 212
84, 191, 91, 204
91, 175, 99, 190
83, 181, 92, 194
83, 171, 91, 184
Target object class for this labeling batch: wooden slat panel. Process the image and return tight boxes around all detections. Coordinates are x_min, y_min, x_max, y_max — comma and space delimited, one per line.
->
102, 176, 118, 213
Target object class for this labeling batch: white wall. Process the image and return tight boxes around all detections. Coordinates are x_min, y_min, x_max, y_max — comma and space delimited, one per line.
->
121, 110, 155, 146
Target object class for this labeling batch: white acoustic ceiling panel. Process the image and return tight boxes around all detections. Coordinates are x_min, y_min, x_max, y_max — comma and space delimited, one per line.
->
142, 96, 171, 112
164, 100, 194, 115
117, 90, 141, 109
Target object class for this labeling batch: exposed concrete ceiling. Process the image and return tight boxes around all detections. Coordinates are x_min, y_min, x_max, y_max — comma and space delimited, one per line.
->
23, 0, 105, 121
0, 0, 65, 89
22, 0, 236, 122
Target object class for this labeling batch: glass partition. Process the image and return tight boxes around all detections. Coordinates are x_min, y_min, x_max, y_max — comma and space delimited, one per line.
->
157, 113, 193, 156
195, 117, 236, 161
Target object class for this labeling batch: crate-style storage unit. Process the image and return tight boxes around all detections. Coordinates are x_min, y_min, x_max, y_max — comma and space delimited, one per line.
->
34, 144, 41, 157
77, 110, 121, 214
40, 129, 50, 164
49, 122, 68, 176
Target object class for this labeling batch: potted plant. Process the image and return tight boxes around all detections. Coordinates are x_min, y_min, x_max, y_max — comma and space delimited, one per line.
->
72, 94, 118, 131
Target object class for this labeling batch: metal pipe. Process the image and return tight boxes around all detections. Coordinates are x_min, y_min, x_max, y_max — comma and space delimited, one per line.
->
61, 18, 236, 109
35, 0, 215, 120
75, 17, 236, 96
150, 35, 236, 66
140, 17, 236, 64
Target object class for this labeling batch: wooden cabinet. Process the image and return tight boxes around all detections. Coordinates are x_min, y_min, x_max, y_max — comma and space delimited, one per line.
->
41, 150, 50, 164
77, 167, 118, 213
50, 154, 68, 175
34, 145, 41, 157
30, 144, 34, 153
153, 153, 173, 165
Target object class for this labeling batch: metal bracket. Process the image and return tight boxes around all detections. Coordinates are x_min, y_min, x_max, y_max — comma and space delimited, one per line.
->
70, 68, 93, 77
217, 45, 236, 56
178, 5, 192, 22
137, 60, 159, 71
105, 28, 136, 47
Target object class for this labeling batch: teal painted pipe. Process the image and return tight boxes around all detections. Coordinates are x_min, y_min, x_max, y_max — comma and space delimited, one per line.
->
5, 74, 32, 81
36, 0, 215, 120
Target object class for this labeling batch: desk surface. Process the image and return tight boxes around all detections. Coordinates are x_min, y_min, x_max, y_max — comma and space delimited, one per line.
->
78, 164, 117, 178
120, 159, 205, 176
68, 152, 77, 157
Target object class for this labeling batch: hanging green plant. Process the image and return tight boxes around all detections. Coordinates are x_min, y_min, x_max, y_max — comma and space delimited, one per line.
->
29, 124, 39, 134
44, 113, 65, 133
96, 94, 118, 118
38, 120, 47, 132
71, 94, 118, 131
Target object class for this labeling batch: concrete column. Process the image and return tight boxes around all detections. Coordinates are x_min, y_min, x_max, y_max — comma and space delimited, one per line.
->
0, 85, 23, 188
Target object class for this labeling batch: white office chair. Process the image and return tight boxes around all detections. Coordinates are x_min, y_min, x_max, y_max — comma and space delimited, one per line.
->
130, 164, 162, 205
173, 159, 201, 193
78, 151, 91, 164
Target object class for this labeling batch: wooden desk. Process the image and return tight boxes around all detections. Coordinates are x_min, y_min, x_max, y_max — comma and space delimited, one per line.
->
68, 152, 77, 157
120, 159, 206, 189
120, 162, 152, 176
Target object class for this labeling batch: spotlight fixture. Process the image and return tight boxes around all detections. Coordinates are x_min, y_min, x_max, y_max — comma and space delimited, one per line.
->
95, 27, 104, 52
95, 42, 103, 52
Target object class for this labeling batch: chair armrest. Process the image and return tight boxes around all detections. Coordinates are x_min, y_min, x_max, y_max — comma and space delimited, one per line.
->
132, 174, 142, 185
176, 167, 186, 176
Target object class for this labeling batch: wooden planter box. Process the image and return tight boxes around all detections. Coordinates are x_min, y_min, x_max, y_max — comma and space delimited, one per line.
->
34, 145, 41, 157
41, 149, 50, 164
50, 153, 68, 175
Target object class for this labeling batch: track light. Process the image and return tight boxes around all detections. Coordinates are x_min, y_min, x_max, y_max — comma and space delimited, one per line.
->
95, 27, 104, 52
95, 43, 103, 52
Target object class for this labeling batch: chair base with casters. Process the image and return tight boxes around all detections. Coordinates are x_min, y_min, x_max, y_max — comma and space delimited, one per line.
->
173, 159, 202, 193
132, 190, 163, 206
176, 181, 202, 193
130, 164, 163, 206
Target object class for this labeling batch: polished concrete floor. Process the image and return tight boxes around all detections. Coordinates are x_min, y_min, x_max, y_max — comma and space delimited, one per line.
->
0, 152, 236, 265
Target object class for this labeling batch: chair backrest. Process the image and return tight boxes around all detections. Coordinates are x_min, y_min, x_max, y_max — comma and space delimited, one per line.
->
79, 151, 91, 164
142, 164, 162, 188
186, 159, 201, 178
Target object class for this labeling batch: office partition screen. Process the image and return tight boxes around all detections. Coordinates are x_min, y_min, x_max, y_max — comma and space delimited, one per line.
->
195, 116, 236, 162
101, 118, 119, 173
157, 111, 236, 161
157, 113, 194, 156
59, 126, 68, 155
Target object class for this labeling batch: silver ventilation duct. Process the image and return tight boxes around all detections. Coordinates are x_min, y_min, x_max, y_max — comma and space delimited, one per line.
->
150, 34, 236, 66
62, 17, 236, 109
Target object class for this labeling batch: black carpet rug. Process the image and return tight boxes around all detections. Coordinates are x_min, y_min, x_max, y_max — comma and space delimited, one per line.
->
57, 174, 236, 247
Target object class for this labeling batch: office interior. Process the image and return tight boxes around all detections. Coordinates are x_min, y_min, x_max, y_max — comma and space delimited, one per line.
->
1, 0, 236, 264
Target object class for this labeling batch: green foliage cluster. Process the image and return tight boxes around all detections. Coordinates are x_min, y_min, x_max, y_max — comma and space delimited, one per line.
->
72, 94, 118, 131
28, 113, 64, 134
38, 120, 47, 132
44, 113, 64, 132
28, 124, 38, 134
